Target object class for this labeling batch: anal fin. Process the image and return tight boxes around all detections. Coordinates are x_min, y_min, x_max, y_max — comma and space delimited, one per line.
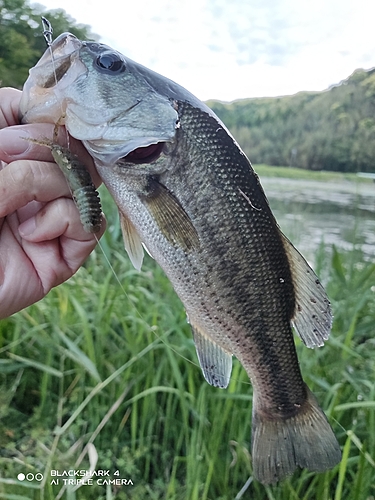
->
191, 323, 232, 388
119, 210, 144, 271
281, 233, 332, 348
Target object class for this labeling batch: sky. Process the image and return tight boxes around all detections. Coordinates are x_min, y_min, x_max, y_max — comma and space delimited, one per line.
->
33, 0, 375, 102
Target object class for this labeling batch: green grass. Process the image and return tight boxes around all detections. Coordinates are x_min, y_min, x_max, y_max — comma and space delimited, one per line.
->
0, 188, 374, 499
253, 164, 373, 183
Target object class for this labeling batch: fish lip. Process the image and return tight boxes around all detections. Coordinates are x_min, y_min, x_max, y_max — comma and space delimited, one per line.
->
49, 32, 82, 58
83, 136, 169, 166
20, 33, 84, 123
30, 32, 83, 87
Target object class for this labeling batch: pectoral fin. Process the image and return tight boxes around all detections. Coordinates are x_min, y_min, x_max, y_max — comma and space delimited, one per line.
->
191, 323, 232, 388
281, 233, 332, 348
119, 210, 144, 271
141, 178, 199, 253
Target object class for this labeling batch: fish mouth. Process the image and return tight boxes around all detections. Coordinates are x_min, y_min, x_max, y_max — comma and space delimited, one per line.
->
119, 142, 165, 165
20, 33, 86, 124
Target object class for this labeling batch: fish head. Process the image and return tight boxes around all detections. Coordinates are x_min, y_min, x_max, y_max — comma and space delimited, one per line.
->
20, 32, 179, 165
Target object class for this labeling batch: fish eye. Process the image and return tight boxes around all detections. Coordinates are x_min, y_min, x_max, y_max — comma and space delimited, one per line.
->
94, 52, 126, 74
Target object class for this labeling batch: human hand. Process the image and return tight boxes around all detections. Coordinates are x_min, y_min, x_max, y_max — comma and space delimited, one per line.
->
0, 87, 106, 319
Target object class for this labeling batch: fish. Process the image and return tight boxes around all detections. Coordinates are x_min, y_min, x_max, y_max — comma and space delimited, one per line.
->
20, 32, 341, 484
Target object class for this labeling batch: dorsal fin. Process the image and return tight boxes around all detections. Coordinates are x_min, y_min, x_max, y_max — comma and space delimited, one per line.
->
281, 233, 332, 348
191, 322, 232, 388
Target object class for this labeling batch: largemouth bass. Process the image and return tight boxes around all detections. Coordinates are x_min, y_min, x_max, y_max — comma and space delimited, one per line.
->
20, 33, 341, 484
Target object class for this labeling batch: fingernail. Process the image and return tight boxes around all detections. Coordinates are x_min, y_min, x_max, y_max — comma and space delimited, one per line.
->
0, 128, 33, 158
19, 216, 37, 237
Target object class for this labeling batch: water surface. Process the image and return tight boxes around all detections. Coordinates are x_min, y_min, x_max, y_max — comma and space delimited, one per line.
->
259, 176, 375, 264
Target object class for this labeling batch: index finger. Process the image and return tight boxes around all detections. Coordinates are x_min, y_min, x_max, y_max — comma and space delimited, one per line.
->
0, 123, 102, 188
0, 88, 22, 129
0, 159, 72, 217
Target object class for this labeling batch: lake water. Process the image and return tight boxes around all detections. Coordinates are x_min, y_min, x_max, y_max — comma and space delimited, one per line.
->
259, 176, 375, 265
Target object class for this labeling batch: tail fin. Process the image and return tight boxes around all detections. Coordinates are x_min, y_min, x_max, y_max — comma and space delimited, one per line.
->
251, 386, 341, 484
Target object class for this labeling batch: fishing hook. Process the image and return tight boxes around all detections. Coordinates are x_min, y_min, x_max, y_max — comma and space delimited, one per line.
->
41, 16, 53, 46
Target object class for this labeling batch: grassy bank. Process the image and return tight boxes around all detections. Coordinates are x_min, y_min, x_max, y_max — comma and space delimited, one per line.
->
253, 164, 373, 183
0, 188, 374, 499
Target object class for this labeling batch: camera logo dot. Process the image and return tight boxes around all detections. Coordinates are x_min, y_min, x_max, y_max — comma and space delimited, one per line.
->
17, 472, 43, 482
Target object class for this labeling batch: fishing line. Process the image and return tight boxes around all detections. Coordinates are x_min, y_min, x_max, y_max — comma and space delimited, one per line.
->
36, 18, 250, 386
93, 233, 203, 371
41, 17, 70, 149
38, 19, 170, 358
93, 232, 252, 387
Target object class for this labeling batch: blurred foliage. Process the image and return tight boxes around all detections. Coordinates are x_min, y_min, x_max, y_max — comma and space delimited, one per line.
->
208, 68, 375, 173
0, 0, 98, 88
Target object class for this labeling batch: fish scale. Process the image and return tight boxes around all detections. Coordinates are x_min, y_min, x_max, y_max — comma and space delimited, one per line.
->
143, 99, 328, 445
20, 32, 341, 484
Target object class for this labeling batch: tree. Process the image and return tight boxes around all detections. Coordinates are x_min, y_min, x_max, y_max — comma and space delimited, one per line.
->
210, 68, 375, 173
0, 0, 97, 88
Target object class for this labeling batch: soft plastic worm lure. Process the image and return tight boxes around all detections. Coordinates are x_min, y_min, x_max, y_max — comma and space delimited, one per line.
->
27, 138, 102, 233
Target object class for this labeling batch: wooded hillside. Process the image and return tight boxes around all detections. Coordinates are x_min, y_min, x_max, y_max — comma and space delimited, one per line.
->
0, 0, 96, 88
208, 68, 375, 173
